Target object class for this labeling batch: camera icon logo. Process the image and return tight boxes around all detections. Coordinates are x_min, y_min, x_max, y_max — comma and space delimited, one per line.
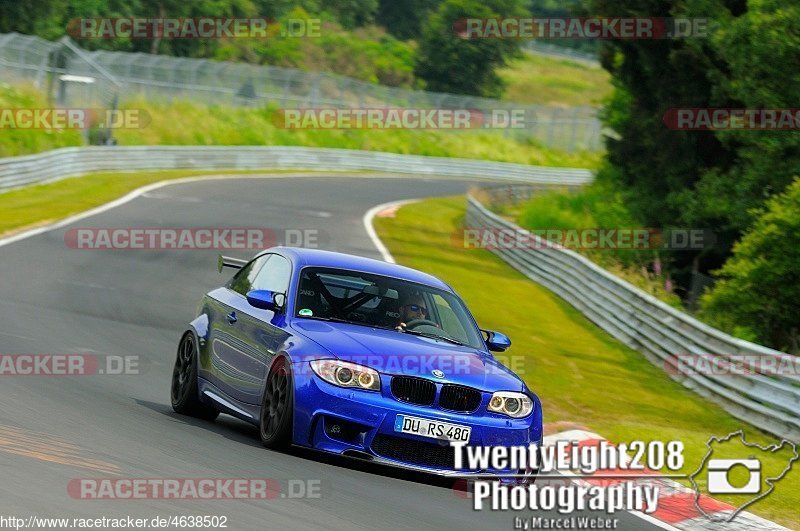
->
689, 431, 798, 522
707, 458, 761, 494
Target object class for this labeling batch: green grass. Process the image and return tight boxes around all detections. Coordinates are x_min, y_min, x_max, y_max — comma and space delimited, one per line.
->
0, 83, 83, 157
110, 97, 601, 168
0, 169, 355, 237
507, 184, 683, 307
374, 196, 798, 528
1, 84, 603, 167
499, 53, 612, 107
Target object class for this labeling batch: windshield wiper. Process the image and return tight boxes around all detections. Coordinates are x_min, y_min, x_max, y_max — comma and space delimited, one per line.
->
399, 328, 466, 346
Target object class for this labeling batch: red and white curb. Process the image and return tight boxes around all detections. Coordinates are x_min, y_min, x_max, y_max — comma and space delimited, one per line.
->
543, 430, 789, 531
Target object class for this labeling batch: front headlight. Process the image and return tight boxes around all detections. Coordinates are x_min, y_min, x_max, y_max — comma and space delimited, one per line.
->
309, 360, 381, 391
487, 391, 533, 418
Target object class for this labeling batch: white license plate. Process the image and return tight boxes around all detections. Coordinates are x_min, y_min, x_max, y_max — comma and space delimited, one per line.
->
394, 414, 471, 442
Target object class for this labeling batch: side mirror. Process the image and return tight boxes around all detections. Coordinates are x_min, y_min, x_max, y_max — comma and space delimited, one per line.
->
246, 290, 285, 312
482, 329, 511, 352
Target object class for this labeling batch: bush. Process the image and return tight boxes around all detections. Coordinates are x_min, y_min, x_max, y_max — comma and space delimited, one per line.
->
699, 178, 800, 352
519, 181, 641, 267
516, 181, 684, 307
211, 10, 418, 88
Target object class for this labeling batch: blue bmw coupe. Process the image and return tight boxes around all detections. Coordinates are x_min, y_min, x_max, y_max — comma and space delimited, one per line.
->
171, 247, 543, 476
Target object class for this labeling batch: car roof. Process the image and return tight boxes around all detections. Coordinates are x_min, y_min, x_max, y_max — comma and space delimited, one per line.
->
268, 247, 452, 291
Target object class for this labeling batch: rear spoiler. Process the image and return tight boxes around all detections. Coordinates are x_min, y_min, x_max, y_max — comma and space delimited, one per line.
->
217, 255, 248, 273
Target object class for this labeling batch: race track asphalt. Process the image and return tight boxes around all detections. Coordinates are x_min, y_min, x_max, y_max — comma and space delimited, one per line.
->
0, 176, 662, 530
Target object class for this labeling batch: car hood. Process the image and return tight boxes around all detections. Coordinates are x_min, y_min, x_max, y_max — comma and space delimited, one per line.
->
290, 320, 523, 391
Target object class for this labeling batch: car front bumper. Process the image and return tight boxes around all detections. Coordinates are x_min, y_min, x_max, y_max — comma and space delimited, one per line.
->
291, 363, 543, 476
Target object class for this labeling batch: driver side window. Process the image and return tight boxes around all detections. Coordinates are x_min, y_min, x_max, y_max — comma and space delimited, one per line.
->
229, 254, 270, 296
252, 254, 292, 294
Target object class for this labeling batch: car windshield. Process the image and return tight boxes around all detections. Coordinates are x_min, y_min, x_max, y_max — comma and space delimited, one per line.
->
294, 267, 485, 350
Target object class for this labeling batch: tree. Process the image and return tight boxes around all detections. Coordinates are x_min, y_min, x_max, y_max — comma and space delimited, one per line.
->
414, 0, 525, 97
377, 0, 442, 39
678, 0, 800, 242
589, 0, 800, 286
0, 0, 69, 39
590, 0, 728, 225
321, 0, 378, 28
700, 178, 800, 352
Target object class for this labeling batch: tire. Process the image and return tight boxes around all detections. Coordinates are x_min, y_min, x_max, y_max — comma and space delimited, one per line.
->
259, 356, 294, 449
171, 332, 219, 421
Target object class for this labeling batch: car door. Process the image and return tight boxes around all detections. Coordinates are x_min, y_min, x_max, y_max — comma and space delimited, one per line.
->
235, 253, 293, 403
217, 253, 293, 404
205, 254, 270, 403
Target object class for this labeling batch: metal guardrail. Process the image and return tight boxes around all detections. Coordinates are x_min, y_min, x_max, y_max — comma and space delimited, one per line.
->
0, 146, 594, 192
466, 191, 800, 442
522, 42, 600, 67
